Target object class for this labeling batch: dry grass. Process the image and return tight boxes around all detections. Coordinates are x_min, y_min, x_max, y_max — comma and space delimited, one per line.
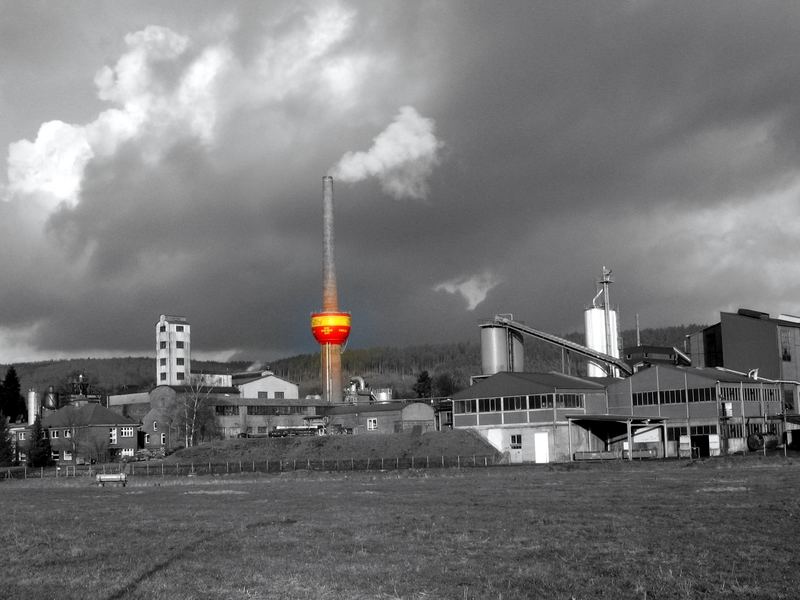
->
2, 456, 799, 599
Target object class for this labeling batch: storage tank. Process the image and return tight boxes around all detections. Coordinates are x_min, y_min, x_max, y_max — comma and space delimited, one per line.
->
43, 385, 59, 410
26, 389, 39, 425
584, 306, 619, 377
480, 323, 524, 375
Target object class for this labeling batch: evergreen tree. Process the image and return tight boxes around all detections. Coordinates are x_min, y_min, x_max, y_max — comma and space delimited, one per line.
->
412, 370, 432, 398
0, 366, 26, 423
0, 414, 14, 466
27, 414, 52, 468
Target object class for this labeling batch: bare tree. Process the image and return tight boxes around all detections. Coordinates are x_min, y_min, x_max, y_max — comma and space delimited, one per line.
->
173, 377, 215, 447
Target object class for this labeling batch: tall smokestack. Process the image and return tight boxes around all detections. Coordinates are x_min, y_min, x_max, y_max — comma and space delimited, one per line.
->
322, 175, 338, 312
311, 176, 351, 403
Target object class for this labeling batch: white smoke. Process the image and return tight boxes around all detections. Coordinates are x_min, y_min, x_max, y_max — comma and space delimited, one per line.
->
434, 271, 500, 311
330, 106, 443, 200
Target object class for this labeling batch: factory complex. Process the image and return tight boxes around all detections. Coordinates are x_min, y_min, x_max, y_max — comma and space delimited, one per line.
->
6, 178, 800, 465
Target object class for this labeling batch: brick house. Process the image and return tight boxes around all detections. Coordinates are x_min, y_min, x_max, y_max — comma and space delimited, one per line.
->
43, 403, 139, 464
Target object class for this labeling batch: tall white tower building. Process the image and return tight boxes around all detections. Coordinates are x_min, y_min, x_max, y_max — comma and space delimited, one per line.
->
156, 315, 191, 385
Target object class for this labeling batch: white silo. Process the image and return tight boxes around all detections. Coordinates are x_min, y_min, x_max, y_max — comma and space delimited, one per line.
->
584, 267, 620, 377
26, 389, 40, 425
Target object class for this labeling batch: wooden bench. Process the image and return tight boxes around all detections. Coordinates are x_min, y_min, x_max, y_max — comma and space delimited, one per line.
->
96, 473, 127, 487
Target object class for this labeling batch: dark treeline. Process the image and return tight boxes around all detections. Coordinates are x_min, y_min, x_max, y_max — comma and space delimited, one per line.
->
1, 324, 705, 401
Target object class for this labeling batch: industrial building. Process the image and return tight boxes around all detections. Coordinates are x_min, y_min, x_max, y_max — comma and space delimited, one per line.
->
689, 308, 800, 382
450, 292, 800, 463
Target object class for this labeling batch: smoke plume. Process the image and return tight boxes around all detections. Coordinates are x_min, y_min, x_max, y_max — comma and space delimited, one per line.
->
330, 106, 443, 200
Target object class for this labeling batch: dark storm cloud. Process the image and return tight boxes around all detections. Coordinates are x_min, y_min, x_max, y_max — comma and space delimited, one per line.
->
3, 1, 800, 362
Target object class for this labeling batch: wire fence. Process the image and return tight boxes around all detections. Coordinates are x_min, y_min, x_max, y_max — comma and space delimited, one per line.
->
2, 454, 498, 481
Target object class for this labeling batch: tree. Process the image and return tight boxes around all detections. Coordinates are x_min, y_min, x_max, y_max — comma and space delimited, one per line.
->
27, 414, 53, 468
172, 378, 217, 447
0, 414, 14, 466
412, 370, 432, 399
433, 372, 458, 398
0, 366, 26, 423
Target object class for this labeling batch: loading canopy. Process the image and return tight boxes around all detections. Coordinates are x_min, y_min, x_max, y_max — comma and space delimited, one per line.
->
567, 414, 668, 461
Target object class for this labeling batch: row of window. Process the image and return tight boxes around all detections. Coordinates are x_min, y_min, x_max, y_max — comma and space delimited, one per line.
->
45, 427, 135, 440
718, 386, 781, 403
216, 405, 305, 416
144, 433, 167, 445
666, 425, 720, 441
158, 341, 186, 349
159, 372, 186, 381
159, 358, 185, 366
453, 393, 585, 415
633, 387, 716, 406
159, 325, 185, 332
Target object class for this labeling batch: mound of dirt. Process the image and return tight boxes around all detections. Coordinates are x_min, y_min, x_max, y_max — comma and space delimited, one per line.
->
167, 429, 498, 464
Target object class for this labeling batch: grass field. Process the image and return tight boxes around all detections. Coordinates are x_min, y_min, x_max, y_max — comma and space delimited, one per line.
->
2, 456, 799, 599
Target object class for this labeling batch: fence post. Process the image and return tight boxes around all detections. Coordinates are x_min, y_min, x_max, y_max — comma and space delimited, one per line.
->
351, 458, 354, 470
457, 456, 460, 468
412, 456, 414, 469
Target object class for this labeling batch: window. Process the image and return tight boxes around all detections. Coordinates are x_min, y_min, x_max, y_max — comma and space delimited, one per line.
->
176, 325, 184, 332
121, 448, 134, 457
160, 373, 167, 381
160, 341, 166, 349
153, 421, 158, 431
120, 427, 134, 438
63, 450, 73, 461
177, 358, 184, 366
176, 341, 184, 349
275, 391, 285, 399
258, 391, 269, 399
51, 430, 59, 439
248, 405, 271, 416
160, 433, 166, 445
478, 398, 502, 412
17, 432, 25, 441
160, 325, 166, 332
367, 418, 378, 431
177, 372, 185, 381
503, 396, 527, 411
510, 434, 522, 449
160, 358, 167, 366
51, 450, 60, 460
144, 433, 150, 444
64, 429, 72, 438
215, 405, 238, 416
257, 426, 268, 434
454, 400, 476, 414
109, 428, 117, 445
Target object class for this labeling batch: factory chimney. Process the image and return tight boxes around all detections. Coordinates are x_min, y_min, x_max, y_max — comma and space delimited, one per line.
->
311, 176, 351, 403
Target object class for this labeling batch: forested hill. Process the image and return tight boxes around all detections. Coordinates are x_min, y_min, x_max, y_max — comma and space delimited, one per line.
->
270, 324, 706, 398
1, 324, 704, 400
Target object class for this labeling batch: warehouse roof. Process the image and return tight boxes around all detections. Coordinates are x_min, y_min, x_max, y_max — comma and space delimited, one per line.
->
451, 372, 606, 401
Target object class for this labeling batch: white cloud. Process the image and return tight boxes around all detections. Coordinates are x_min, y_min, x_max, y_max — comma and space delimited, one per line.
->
434, 271, 500, 311
5, 25, 231, 209
330, 106, 444, 200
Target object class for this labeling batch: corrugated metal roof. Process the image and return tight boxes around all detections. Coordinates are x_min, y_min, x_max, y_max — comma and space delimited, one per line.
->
451, 372, 606, 400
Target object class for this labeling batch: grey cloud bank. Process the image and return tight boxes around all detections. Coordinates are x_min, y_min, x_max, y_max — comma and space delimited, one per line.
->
1, 1, 800, 363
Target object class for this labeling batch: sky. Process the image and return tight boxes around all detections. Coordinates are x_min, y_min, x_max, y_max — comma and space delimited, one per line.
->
2, 1, 800, 364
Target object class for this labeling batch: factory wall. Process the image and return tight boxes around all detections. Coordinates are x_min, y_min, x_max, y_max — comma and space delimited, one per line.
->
325, 402, 435, 435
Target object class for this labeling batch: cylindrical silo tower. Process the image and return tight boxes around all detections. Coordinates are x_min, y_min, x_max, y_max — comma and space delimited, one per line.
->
480, 321, 524, 376
585, 267, 620, 377
26, 389, 40, 425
